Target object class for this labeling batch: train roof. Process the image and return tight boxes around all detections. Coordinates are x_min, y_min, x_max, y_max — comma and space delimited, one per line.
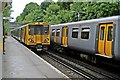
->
11, 24, 28, 31
51, 16, 120, 27
11, 22, 49, 31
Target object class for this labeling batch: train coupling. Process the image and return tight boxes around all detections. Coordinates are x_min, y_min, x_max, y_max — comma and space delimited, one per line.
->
36, 44, 42, 51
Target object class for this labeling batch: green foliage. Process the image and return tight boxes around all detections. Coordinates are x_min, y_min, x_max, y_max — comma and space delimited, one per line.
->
46, 3, 60, 15
16, 2, 40, 24
16, 13, 24, 24
57, 10, 73, 23
16, 1, 120, 25
43, 3, 60, 24
40, 0, 53, 10
23, 2, 40, 17
57, 0, 73, 10
70, 2, 119, 21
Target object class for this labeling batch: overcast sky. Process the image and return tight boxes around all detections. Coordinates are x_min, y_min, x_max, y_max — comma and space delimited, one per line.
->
10, 0, 57, 22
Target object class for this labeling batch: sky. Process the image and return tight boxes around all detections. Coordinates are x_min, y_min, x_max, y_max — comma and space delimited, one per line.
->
10, 0, 57, 22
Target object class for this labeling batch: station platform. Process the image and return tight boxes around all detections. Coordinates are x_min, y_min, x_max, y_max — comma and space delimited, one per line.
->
2, 36, 68, 78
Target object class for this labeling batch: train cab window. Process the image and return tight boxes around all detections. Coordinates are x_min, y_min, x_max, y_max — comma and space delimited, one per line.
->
81, 28, 90, 39
72, 28, 79, 38
29, 26, 34, 35
56, 29, 60, 37
100, 27, 104, 40
43, 26, 49, 35
52, 29, 55, 36
35, 26, 41, 35
107, 26, 113, 41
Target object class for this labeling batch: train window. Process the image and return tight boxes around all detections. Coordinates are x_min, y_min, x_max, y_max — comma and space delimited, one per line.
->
100, 27, 104, 40
107, 26, 113, 41
29, 25, 43, 35
29, 26, 34, 35
72, 28, 79, 38
81, 28, 90, 39
52, 29, 55, 36
43, 26, 49, 35
56, 29, 60, 37
35, 26, 42, 35
21, 28, 25, 38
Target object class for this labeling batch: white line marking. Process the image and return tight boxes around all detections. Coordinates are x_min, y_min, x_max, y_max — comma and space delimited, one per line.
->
11, 37, 69, 78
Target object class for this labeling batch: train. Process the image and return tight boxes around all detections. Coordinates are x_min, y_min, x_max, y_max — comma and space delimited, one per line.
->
50, 16, 120, 63
11, 22, 50, 51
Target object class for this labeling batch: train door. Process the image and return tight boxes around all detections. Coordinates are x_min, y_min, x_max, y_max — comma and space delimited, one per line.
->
54, 36, 56, 42
61, 26, 68, 47
25, 27, 28, 44
97, 23, 113, 57
52, 29, 56, 42
35, 26, 41, 44
22, 28, 25, 42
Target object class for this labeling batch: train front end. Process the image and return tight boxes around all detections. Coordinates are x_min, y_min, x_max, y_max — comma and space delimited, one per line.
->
27, 22, 50, 51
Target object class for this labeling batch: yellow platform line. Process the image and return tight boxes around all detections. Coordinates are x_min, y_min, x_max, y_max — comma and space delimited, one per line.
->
0, 36, 4, 38
0, 42, 3, 51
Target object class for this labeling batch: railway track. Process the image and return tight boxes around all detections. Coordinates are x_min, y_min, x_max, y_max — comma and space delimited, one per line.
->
36, 50, 120, 79
46, 52, 98, 79
52, 51, 120, 79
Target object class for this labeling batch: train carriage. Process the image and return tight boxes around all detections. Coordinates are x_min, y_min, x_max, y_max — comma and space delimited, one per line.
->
50, 16, 120, 63
11, 22, 50, 51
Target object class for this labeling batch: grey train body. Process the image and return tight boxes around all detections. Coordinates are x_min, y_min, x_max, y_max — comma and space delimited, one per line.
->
50, 16, 120, 61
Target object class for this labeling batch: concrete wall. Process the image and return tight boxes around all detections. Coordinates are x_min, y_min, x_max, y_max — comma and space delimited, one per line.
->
0, 2, 3, 79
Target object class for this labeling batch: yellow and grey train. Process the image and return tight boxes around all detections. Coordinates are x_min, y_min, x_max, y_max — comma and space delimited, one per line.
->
11, 22, 50, 51
50, 16, 120, 63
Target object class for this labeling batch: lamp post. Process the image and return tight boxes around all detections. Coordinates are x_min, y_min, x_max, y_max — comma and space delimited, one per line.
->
3, 16, 13, 55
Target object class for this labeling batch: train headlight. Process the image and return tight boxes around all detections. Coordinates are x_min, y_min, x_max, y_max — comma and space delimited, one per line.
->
44, 38, 49, 43
28, 38, 34, 43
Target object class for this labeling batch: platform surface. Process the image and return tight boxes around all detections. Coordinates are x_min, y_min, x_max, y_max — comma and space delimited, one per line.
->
2, 36, 68, 78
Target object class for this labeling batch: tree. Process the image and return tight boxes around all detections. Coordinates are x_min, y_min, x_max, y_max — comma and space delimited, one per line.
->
16, 13, 24, 24
15, 1, 120, 25
22, 2, 40, 21
70, 2, 86, 21
16, 2, 40, 24
57, 10, 73, 23
23, 9, 44, 23
40, 0, 53, 11
70, 2, 119, 21
44, 3, 61, 24
57, 0, 73, 10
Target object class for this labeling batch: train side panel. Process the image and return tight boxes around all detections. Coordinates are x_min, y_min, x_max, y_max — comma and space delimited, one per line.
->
51, 26, 62, 45
114, 18, 120, 61
50, 16, 120, 62
67, 24, 97, 55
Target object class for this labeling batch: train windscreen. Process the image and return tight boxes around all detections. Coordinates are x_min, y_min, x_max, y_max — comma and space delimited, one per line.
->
42, 26, 49, 35
29, 25, 49, 35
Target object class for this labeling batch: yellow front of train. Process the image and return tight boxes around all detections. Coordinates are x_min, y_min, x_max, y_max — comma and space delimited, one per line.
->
27, 22, 50, 51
